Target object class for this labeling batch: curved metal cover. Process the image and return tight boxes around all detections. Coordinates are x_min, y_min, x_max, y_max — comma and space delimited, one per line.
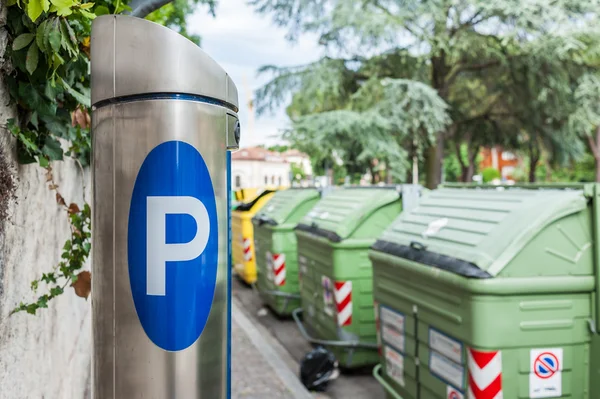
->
91, 15, 238, 109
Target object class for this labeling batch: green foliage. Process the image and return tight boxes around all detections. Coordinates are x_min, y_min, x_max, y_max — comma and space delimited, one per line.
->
145, 0, 216, 45
482, 167, 501, 183
252, 0, 600, 187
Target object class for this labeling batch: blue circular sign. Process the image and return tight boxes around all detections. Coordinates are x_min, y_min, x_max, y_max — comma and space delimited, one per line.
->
128, 140, 218, 351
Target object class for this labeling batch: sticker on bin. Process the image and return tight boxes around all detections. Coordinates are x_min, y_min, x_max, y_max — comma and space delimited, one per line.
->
530, 348, 563, 398
381, 306, 405, 352
384, 345, 405, 387
266, 252, 273, 281
242, 237, 253, 261
334, 280, 352, 327
322, 276, 335, 316
272, 253, 286, 286
467, 348, 502, 399
422, 217, 448, 238
374, 301, 381, 348
447, 386, 464, 399
429, 328, 463, 363
430, 351, 464, 389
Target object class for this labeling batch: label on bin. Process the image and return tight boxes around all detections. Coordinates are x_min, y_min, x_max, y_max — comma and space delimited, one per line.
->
384, 345, 405, 387
430, 351, 464, 389
429, 328, 463, 363
381, 306, 405, 352
321, 276, 335, 316
128, 141, 218, 352
447, 386, 464, 399
530, 348, 563, 398
266, 251, 274, 282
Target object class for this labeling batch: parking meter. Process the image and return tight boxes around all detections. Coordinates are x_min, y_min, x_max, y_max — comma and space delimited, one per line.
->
91, 15, 239, 398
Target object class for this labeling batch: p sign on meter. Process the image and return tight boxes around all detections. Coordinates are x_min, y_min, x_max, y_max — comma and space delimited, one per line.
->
128, 141, 218, 351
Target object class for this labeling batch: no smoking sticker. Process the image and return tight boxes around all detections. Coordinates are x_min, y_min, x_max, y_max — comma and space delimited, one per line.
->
530, 348, 563, 398
446, 385, 464, 399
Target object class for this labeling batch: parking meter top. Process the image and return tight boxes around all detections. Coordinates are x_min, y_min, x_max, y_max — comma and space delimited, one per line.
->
91, 15, 238, 110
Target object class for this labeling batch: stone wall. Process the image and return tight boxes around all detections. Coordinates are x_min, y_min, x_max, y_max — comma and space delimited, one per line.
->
0, 4, 91, 398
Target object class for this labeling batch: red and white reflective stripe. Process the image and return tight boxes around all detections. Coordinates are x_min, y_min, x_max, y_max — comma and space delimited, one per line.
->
334, 280, 352, 327
242, 238, 252, 261
272, 253, 286, 286
468, 348, 502, 399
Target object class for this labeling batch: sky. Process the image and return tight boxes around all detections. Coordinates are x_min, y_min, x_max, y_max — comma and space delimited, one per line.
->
187, 0, 322, 148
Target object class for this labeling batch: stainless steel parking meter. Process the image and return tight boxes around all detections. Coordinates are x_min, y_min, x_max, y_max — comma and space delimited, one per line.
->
90, 15, 239, 398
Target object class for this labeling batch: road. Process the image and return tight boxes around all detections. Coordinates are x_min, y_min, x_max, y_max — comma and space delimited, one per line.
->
232, 277, 385, 399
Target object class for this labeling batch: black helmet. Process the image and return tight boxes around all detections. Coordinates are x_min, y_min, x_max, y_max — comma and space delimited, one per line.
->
299, 346, 338, 391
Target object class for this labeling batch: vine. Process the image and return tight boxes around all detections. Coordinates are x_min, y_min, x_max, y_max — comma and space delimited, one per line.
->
3, 0, 127, 314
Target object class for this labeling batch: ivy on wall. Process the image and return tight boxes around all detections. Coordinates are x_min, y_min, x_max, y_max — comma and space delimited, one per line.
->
3, 0, 127, 314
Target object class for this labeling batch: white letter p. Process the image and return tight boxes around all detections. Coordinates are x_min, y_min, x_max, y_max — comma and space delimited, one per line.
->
146, 196, 210, 296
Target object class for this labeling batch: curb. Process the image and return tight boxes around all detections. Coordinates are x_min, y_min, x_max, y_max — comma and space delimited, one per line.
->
232, 298, 314, 399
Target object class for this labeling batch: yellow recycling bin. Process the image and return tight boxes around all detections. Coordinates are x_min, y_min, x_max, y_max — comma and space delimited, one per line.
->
232, 189, 277, 284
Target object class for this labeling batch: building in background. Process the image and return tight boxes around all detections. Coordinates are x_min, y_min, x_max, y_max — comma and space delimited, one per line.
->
479, 146, 520, 181
232, 146, 292, 190
281, 149, 313, 179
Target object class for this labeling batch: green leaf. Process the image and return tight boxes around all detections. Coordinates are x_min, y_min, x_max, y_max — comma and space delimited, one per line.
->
7, 0, 18, 5
41, 0, 50, 12
12, 33, 35, 51
27, 0, 44, 22
26, 42, 39, 75
48, 19, 62, 52
50, 286, 64, 297
36, 20, 48, 52
60, 78, 91, 107
38, 155, 49, 167
94, 5, 109, 15
30, 111, 39, 129
79, 9, 96, 19
79, 2, 94, 9
42, 135, 64, 161
50, 0, 73, 16
62, 18, 77, 46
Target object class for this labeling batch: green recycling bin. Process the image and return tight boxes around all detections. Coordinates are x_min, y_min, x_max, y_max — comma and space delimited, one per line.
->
294, 186, 421, 369
253, 188, 321, 316
370, 184, 600, 399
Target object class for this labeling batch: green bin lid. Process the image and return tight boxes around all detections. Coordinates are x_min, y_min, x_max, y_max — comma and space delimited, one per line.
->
298, 187, 401, 241
373, 187, 587, 277
254, 188, 320, 225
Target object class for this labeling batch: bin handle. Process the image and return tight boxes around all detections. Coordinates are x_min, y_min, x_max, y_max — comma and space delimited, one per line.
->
409, 241, 427, 251
373, 364, 404, 399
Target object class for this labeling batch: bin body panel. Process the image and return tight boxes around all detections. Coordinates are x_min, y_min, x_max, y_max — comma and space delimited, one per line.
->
231, 191, 275, 284
254, 189, 320, 315
371, 186, 596, 399
296, 187, 404, 368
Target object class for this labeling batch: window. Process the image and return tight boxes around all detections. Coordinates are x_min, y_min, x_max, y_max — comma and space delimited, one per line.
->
264, 176, 268, 184
278, 176, 282, 186
501, 151, 516, 161
235, 175, 241, 188
271, 176, 275, 184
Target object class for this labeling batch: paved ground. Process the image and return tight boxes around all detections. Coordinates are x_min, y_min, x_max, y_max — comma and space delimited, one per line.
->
232, 278, 385, 399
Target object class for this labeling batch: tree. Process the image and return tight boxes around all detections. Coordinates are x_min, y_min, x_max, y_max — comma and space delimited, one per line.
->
143, 0, 216, 44
251, 0, 600, 188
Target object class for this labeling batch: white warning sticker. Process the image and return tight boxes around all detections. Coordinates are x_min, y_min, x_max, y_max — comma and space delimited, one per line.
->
384, 346, 405, 387
429, 328, 463, 364
430, 351, 464, 389
530, 348, 563, 398
381, 307, 405, 352
447, 385, 464, 399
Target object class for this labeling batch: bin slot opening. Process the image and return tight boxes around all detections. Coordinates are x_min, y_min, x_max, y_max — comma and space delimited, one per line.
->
235, 190, 275, 211
295, 223, 342, 243
372, 240, 492, 279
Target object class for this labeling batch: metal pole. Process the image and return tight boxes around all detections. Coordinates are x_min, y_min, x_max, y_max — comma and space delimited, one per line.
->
91, 15, 239, 399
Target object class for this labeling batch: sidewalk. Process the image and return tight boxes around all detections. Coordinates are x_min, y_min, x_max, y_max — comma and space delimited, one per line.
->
231, 299, 315, 399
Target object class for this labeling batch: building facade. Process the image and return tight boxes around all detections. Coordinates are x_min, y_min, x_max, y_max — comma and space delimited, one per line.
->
231, 147, 291, 190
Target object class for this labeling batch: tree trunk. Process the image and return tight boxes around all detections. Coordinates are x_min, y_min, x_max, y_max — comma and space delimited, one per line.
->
465, 144, 479, 183
588, 127, 600, 183
425, 132, 445, 189
385, 163, 393, 184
